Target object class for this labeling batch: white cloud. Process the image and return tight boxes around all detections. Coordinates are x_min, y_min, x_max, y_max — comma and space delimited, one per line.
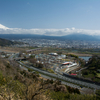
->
1, 24, 100, 36
71, 27, 75, 30
0, 24, 9, 30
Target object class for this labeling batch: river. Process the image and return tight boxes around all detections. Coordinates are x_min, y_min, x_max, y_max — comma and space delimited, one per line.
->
79, 56, 91, 61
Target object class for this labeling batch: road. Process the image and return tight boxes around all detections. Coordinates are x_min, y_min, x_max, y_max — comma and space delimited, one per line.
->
40, 74, 94, 94
76, 67, 88, 72
18, 61, 100, 89
18, 64, 94, 94
9, 53, 19, 60
7, 52, 98, 94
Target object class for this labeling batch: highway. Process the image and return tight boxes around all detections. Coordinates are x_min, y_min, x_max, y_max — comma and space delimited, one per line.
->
7, 52, 99, 94
40, 74, 94, 94
18, 61, 100, 89
17, 63, 94, 94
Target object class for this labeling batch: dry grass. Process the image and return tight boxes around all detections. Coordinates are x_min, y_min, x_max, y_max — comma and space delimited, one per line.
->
60, 67, 67, 72
0, 46, 29, 53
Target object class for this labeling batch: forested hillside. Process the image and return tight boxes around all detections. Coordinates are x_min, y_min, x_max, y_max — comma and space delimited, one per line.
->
0, 38, 17, 46
82, 55, 100, 83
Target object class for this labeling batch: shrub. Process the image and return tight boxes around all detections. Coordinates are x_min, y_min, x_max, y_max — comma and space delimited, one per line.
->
6, 63, 10, 68
0, 72, 7, 86
7, 80, 25, 96
20, 70, 27, 77
28, 68, 33, 72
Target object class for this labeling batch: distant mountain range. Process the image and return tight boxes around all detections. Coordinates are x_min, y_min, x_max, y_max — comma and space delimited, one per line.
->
0, 34, 100, 41
61, 34, 100, 41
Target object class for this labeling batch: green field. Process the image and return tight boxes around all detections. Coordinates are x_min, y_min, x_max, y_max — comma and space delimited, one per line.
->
97, 73, 100, 78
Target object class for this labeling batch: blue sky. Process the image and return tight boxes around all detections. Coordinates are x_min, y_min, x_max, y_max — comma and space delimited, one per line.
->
0, 0, 100, 36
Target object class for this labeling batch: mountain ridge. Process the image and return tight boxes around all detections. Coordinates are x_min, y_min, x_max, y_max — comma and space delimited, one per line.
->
61, 34, 99, 41
0, 34, 99, 41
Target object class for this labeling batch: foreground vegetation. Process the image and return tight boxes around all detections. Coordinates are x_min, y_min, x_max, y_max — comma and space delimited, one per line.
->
81, 55, 100, 83
0, 57, 99, 100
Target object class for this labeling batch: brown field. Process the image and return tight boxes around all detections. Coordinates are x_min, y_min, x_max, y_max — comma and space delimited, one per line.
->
0, 46, 29, 53
67, 52, 92, 57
